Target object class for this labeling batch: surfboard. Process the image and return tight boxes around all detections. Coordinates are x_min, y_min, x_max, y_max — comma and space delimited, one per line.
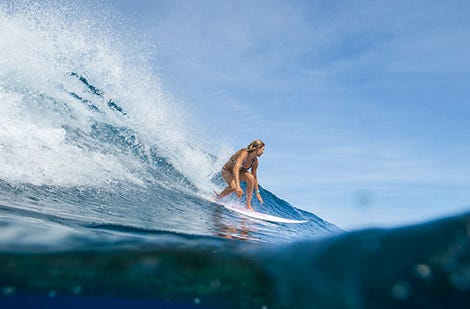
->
221, 203, 308, 224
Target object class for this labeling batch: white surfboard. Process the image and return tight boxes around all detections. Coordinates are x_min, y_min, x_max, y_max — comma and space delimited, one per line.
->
221, 203, 308, 224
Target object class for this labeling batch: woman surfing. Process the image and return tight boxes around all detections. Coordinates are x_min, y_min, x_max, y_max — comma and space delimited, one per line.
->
215, 139, 265, 211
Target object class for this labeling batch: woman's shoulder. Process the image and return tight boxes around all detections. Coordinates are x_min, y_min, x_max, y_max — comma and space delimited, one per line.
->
233, 148, 248, 159
235, 148, 248, 155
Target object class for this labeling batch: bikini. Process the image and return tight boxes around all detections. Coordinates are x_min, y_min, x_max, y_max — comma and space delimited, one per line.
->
223, 152, 257, 172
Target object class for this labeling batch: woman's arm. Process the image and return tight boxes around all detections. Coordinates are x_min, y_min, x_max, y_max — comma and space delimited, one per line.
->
251, 159, 263, 203
251, 158, 259, 191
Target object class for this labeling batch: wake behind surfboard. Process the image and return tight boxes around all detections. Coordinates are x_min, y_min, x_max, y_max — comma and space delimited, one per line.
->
217, 201, 308, 224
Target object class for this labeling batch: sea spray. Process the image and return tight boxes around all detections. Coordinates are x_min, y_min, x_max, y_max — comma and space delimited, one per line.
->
0, 0, 217, 191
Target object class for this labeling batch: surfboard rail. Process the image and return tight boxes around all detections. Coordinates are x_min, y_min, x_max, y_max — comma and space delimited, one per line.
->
221, 203, 308, 224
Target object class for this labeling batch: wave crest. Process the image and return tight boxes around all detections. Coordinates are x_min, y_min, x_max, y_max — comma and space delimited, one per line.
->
0, 1, 218, 189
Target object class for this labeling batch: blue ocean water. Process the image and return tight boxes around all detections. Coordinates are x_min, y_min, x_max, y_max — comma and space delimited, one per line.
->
0, 2, 469, 308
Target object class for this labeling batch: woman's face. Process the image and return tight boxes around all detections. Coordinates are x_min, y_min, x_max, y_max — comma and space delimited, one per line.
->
256, 146, 265, 157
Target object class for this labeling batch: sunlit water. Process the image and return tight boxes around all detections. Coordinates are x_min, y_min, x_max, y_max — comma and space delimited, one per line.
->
0, 2, 468, 308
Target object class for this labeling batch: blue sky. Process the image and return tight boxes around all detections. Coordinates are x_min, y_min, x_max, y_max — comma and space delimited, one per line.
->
111, 0, 470, 230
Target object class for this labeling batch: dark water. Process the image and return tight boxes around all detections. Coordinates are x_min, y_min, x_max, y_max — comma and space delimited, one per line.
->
0, 2, 469, 308
1, 212, 469, 308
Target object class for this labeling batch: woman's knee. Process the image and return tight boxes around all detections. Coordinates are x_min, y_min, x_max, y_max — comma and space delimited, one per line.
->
244, 174, 255, 186
228, 183, 237, 191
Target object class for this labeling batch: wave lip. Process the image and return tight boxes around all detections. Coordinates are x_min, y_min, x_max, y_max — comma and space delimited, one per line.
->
0, 2, 215, 189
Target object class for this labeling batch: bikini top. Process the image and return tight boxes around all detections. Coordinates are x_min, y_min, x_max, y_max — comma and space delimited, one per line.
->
230, 150, 257, 170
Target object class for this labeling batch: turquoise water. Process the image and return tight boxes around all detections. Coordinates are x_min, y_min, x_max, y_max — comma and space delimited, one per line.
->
1, 212, 469, 308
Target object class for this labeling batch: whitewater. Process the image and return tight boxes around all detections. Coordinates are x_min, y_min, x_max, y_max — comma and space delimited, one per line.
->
0, 2, 468, 308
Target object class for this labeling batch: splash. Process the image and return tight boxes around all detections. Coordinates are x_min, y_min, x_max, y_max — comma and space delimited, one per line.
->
0, 1, 218, 189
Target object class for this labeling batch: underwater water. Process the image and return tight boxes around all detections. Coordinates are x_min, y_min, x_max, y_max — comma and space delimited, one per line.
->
0, 1, 469, 308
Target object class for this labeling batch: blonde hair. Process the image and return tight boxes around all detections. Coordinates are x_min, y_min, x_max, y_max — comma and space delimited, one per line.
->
246, 139, 265, 152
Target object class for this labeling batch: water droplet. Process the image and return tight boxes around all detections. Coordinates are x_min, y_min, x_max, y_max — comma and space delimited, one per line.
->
353, 190, 373, 209
72, 285, 82, 294
193, 297, 201, 305
415, 264, 431, 279
48, 290, 56, 298
2, 286, 16, 295
391, 281, 410, 300
210, 279, 221, 289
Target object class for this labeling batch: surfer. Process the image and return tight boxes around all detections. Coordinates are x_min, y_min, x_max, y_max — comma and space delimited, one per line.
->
215, 139, 265, 211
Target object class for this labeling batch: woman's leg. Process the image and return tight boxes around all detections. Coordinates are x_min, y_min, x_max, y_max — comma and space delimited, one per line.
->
216, 169, 237, 199
240, 171, 255, 210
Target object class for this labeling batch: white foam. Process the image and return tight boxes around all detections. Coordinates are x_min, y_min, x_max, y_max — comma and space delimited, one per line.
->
0, 2, 220, 189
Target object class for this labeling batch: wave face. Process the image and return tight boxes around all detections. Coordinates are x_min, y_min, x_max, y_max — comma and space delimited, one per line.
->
0, 1, 339, 248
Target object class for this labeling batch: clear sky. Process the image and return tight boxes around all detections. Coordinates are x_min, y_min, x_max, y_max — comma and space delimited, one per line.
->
110, 0, 470, 230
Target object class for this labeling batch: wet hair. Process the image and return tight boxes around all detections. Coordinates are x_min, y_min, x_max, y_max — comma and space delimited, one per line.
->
229, 139, 265, 163
246, 139, 265, 152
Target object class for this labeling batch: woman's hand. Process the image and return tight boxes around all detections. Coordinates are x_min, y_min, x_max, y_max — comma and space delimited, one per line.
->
235, 187, 244, 198
256, 191, 263, 204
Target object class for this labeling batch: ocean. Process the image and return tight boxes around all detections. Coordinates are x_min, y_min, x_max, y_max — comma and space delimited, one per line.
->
0, 1, 469, 308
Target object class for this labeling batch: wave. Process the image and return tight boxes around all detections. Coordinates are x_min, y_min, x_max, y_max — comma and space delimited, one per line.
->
0, 1, 339, 246
0, 1, 215, 189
